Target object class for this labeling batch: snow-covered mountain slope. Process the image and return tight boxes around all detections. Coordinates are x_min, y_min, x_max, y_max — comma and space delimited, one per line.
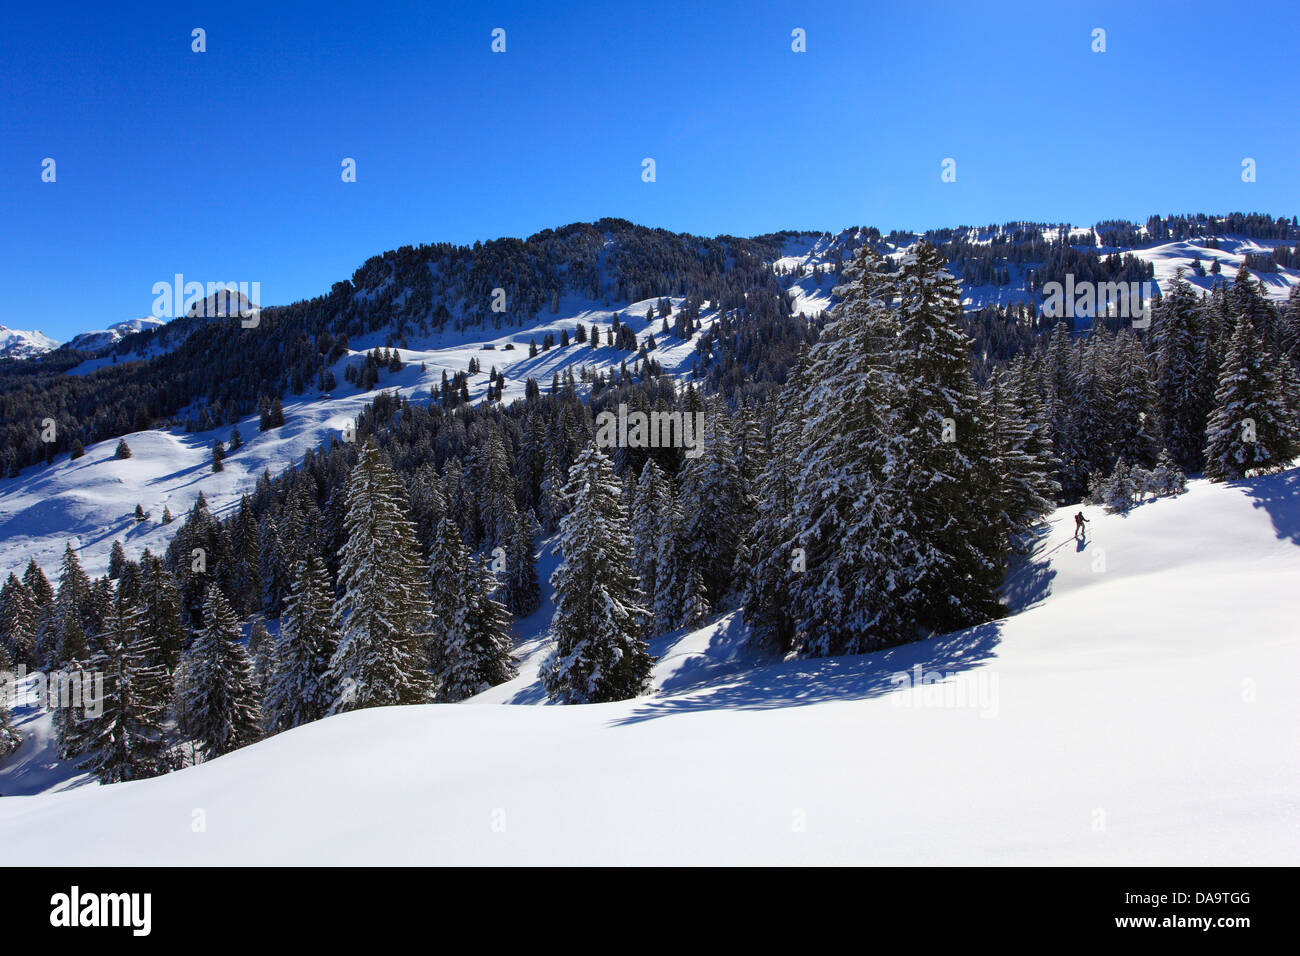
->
774, 230, 1300, 311
0, 325, 59, 360
2, 467, 1295, 864
1130, 236, 1298, 300
65, 317, 165, 353
0, 295, 714, 583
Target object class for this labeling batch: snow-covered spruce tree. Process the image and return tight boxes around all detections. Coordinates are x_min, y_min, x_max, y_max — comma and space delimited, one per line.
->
1109, 331, 1161, 468
1101, 458, 1140, 513
888, 242, 1003, 637
1229, 264, 1278, 343
1280, 283, 1300, 367
538, 444, 567, 533
1008, 354, 1062, 506
746, 245, 903, 654
23, 560, 56, 668
427, 516, 517, 701
80, 592, 170, 783
257, 512, 288, 619
427, 514, 465, 668
0, 693, 19, 762
1204, 316, 1300, 481
108, 540, 127, 580
1149, 449, 1188, 497
741, 354, 806, 650
630, 460, 670, 608
542, 444, 653, 704
1042, 320, 1088, 500
1154, 273, 1215, 472
474, 426, 518, 552
327, 439, 433, 712
1073, 329, 1119, 483
0, 679, 19, 758
676, 397, 746, 605
651, 497, 690, 635
137, 552, 187, 674
976, 368, 1058, 555
444, 558, 516, 703
249, 621, 274, 695
0, 572, 37, 666
53, 542, 93, 666
679, 565, 711, 632
264, 552, 338, 733
504, 509, 541, 618
178, 586, 261, 760
406, 462, 447, 557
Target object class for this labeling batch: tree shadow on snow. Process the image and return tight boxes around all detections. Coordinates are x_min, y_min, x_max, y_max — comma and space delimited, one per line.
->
610, 620, 1003, 726
999, 525, 1058, 614
1237, 467, 1300, 546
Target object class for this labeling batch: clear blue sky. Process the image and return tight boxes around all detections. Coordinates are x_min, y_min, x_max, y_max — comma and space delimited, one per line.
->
4, 0, 1297, 341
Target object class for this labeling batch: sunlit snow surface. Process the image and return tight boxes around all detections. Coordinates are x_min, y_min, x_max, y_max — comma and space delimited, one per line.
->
2, 468, 1297, 864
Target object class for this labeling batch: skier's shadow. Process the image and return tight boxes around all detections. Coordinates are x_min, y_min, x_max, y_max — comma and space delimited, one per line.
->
1075, 535, 1087, 552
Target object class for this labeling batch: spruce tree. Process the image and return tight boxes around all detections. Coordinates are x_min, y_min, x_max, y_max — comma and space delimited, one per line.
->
0, 683, 19, 758
541, 444, 652, 704
977, 369, 1058, 554
328, 440, 433, 712
676, 398, 745, 604
53, 543, 92, 666
888, 242, 1002, 636
1204, 317, 1300, 480
504, 510, 541, 618
108, 540, 127, 580
177, 586, 261, 760
652, 499, 691, 635
1154, 273, 1215, 472
1110, 331, 1161, 468
747, 246, 902, 654
137, 553, 187, 673
438, 555, 517, 702
258, 513, 288, 618
249, 622, 274, 695
630, 460, 670, 605
264, 553, 338, 733
0, 573, 36, 666
23, 559, 55, 667
80, 592, 170, 783
1149, 448, 1188, 497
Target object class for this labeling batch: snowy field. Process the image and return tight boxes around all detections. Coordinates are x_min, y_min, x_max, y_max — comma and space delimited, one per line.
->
1, 466, 1296, 864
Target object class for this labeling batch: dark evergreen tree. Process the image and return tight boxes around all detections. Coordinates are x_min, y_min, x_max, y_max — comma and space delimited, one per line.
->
504, 509, 541, 618
264, 553, 339, 733
177, 586, 261, 760
541, 444, 652, 703
328, 440, 432, 711
80, 592, 170, 783
1204, 317, 1300, 480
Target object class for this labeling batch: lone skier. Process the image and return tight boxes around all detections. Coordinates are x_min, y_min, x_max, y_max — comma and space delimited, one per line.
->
1074, 511, 1089, 539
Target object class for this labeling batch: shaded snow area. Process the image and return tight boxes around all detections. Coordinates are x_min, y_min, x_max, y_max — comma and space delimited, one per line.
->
2, 467, 1296, 864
